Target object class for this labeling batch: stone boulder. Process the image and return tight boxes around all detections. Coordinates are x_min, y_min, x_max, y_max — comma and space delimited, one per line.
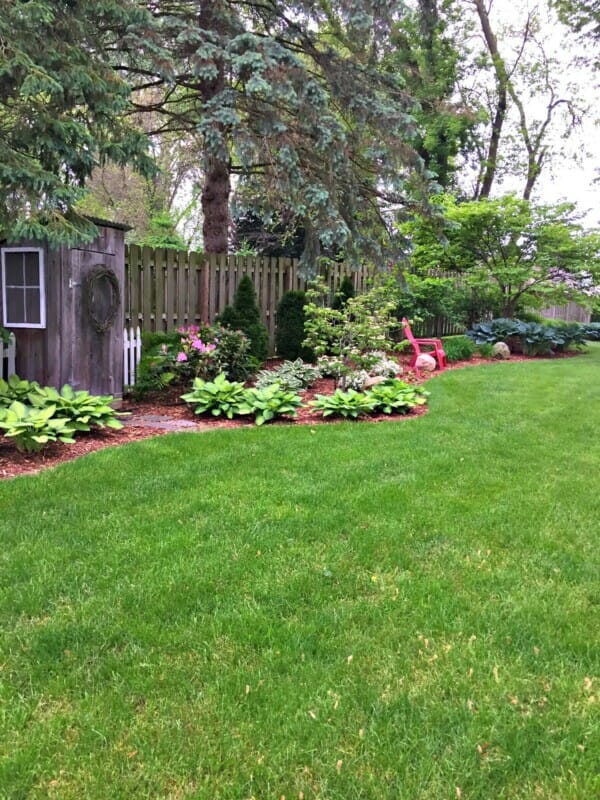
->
492, 341, 511, 359
364, 375, 387, 389
415, 353, 437, 372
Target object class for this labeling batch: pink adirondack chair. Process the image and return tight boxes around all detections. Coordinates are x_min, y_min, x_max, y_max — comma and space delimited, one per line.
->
402, 318, 447, 372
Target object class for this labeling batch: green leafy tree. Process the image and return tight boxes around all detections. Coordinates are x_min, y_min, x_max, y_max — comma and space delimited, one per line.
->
0, 0, 153, 245
218, 275, 269, 362
135, 212, 187, 250
403, 194, 600, 317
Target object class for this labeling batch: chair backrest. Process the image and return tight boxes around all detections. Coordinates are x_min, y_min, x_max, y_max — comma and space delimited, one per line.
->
402, 318, 417, 345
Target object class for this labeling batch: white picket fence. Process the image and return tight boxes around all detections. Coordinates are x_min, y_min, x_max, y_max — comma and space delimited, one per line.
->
1, 333, 16, 379
123, 326, 142, 387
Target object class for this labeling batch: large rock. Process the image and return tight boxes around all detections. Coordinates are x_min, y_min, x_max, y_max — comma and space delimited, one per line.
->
415, 354, 437, 372
492, 341, 510, 359
364, 375, 387, 388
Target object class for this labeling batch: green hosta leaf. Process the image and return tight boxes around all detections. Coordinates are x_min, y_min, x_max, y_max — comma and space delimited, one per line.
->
244, 384, 303, 425
311, 389, 377, 419
182, 374, 250, 419
366, 379, 429, 415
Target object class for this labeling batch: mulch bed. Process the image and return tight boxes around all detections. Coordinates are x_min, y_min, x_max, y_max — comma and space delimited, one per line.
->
0, 350, 583, 479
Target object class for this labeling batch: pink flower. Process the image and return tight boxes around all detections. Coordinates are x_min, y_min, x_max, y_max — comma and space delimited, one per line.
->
176, 352, 188, 362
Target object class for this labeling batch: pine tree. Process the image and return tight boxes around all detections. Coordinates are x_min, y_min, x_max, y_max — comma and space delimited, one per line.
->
0, 0, 153, 244
218, 275, 269, 362
332, 276, 356, 310
123, 1, 430, 269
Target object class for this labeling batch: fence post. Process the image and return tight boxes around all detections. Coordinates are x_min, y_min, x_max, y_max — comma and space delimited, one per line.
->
123, 326, 142, 388
1, 333, 16, 379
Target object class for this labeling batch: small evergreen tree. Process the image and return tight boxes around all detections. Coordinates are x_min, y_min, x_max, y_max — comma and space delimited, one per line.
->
332, 275, 356, 310
218, 275, 269, 362
275, 291, 314, 361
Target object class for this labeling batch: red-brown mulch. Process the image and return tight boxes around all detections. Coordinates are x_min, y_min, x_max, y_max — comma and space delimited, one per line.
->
0, 350, 584, 479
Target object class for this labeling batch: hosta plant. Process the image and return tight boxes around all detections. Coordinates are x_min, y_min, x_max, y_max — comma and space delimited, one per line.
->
367, 379, 429, 415
311, 388, 377, 419
243, 384, 303, 426
0, 402, 75, 452
28, 385, 125, 431
255, 359, 321, 392
0, 375, 42, 407
181, 373, 251, 419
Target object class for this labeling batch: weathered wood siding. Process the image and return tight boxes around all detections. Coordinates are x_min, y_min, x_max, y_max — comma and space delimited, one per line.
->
3, 224, 125, 398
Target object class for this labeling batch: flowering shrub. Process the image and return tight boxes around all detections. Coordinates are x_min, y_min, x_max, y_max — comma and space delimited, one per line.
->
173, 325, 218, 377
548, 269, 600, 299
133, 324, 253, 397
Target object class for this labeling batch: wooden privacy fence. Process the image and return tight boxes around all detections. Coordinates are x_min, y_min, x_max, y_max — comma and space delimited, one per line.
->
124, 247, 372, 349
1, 333, 16, 380
123, 246, 589, 352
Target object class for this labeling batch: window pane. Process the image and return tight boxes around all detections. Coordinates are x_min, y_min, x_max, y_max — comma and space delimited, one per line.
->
25, 287, 41, 325
4, 252, 24, 286
24, 252, 40, 286
5, 287, 25, 324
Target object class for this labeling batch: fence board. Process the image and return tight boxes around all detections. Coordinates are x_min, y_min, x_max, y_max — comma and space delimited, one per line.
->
141, 247, 154, 330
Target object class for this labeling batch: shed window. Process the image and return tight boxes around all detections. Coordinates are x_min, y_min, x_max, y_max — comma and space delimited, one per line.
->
1, 248, 46, 328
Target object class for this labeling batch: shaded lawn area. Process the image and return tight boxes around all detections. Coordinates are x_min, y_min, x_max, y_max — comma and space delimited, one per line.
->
0, 346, 599, 799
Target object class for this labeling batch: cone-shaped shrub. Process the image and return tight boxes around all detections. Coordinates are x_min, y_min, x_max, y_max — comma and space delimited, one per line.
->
332, 274, 356, 310
217, 275, 269, 362
275, 290, 314, 361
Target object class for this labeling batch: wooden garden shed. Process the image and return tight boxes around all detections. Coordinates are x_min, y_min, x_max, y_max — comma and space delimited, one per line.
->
0, 219, 128, 399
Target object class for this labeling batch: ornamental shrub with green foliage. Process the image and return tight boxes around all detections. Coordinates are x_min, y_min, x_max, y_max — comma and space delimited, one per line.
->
28, 386, 124, 432
441, 335, 476, 362
310, 388, 378, 419
332, 275, 356, 310
217, 275, 269, 362
181, 374, 250, 419
255, 360, 321, 392
0, 378, 124, 452
275, 291, 312, 360
0, 375, 41, 407
303, 279, 399, 388
243, 384, 303, 426
0, 402, 75, 453
367, 379, 429, 415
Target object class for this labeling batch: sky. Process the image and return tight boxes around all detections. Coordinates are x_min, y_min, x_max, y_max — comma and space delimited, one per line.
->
487, 0, 600, 226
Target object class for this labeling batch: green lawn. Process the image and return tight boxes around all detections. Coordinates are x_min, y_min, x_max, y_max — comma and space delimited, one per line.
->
1, 347, 599, 800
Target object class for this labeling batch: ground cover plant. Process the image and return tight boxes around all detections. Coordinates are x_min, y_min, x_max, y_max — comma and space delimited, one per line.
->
0, 346, 598, 798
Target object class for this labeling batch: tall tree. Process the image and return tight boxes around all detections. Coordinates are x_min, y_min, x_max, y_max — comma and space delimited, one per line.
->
462, 0, 583, 200
389, 0, 477, 189
121, 1, 430, 269
0, 0, 153, 244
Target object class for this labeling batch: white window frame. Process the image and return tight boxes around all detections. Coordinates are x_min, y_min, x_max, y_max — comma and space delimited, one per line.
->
1, 247, 46, 329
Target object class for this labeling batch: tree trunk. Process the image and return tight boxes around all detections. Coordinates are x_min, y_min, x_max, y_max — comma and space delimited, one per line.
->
473, 0, 509, 199
199, 1, 230, 254
202, 156, 230, 253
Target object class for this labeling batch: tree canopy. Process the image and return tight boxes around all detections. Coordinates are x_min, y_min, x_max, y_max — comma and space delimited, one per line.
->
117, 0, 431, 267
0, 0, 154, 245
402, 194, 600, 316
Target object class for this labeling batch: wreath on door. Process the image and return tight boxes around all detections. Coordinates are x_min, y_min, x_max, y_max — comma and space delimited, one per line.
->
85, 266, 121, 333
